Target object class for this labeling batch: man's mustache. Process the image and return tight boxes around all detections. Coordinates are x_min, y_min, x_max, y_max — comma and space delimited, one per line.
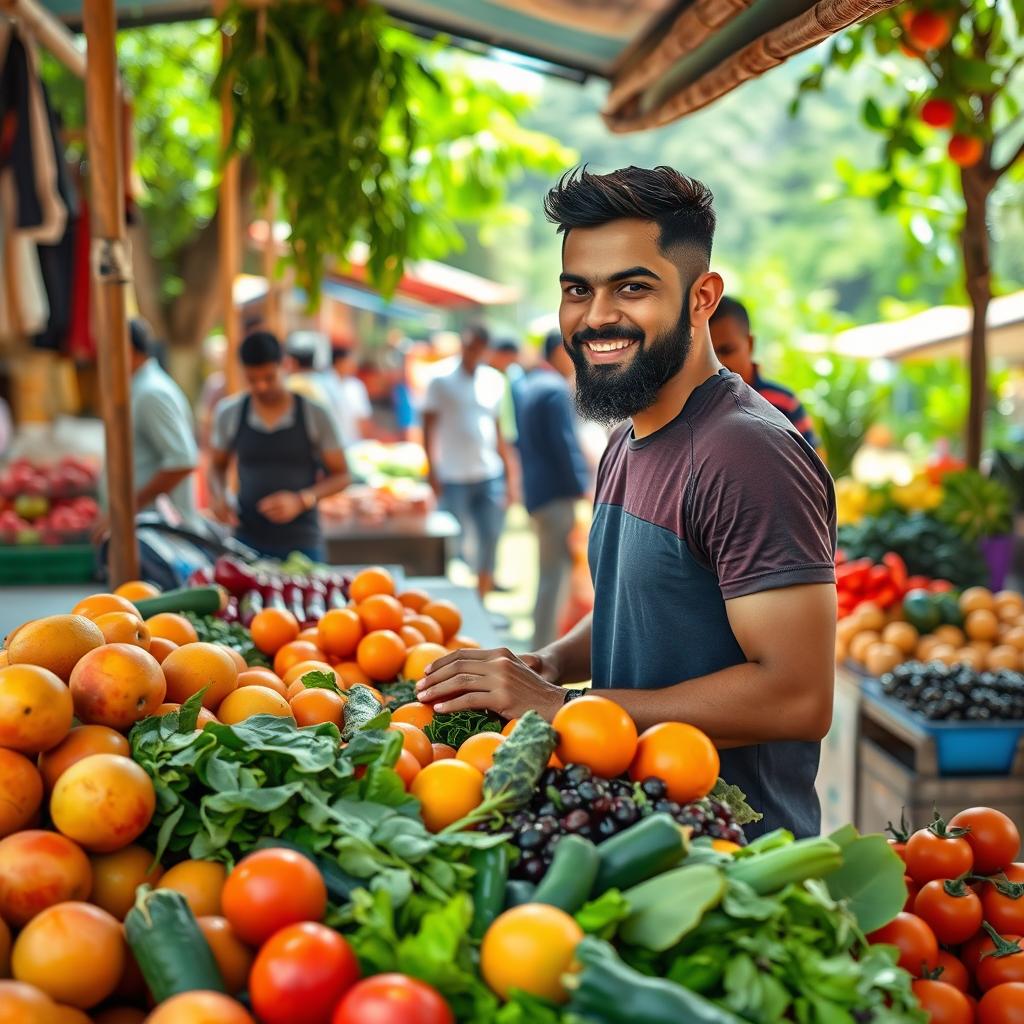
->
571, 325, 646, 346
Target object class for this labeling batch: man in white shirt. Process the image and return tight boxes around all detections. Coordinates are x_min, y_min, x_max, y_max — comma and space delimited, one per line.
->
422, 325, 514, 597
323, 344, 374, 448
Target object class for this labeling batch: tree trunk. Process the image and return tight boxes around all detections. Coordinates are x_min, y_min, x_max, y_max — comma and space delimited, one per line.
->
960, 165, 993, 469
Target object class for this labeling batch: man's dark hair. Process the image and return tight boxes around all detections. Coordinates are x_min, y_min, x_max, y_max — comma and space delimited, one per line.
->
331, 344, 353, 362
240, 331, 282, 366
463, 324, 490, 347
543, 329, 564, 362
494, 338, 520, 355
129, 318, 153, 355
544, 165, 716, 275
710, 296, 750, 333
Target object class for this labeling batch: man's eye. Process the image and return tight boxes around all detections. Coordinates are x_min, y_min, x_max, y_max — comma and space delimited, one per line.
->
621, 283, 649, 294
565, 286, 589, 297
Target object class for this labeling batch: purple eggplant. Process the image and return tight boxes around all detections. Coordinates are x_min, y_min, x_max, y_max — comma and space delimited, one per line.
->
214, 556, 257, 596
188, 566, 215, 587
239, 589, 264, 628
326, 585, 347, 610
222, 597, 240, 624
304, 592, 326, 628
282, 583, 306, 623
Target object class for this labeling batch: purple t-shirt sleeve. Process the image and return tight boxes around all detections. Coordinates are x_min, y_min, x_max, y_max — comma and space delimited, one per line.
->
686, 417, 837, 600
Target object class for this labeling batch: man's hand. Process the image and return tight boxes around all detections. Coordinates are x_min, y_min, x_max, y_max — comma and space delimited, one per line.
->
416, 647, 565, 721
257, 491, 305, 524
210, 494, 238, 526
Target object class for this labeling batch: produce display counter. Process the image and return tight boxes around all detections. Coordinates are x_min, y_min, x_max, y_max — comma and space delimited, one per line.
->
322, 511, 460, 577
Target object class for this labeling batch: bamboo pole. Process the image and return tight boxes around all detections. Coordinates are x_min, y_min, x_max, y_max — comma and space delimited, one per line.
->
0, 0, 87, 79
84, 0, 138, 584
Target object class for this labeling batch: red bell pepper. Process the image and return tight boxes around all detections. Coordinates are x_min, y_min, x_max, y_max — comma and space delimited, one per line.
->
836, 558, 872, 592
906, 575, 931, 592
929, 579, 955, 594
882, 552, 908, 595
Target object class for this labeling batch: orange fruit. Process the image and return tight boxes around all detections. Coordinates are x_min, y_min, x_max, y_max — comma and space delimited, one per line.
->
390, 722, 433, 767
5, 614, 105, 682
447, 635, 481, 652
153, 704, 219, 728
553, 695, 638, 778
400, 626, 427, 648
196, 917, 253, 996
250, 609, 300, 656
0, 980, 58, 1020
148, 637, 178, 664
0, 749, 43, 838
394, 748, 422, 788
236, 668, 289, 698
335, 661, 372, 688
0, 830, 92, 927
114, 581, 160, 602
0, 664, 74, 753
480, 904, 582, 1003
68, 644, 166, 732
157, 860, 226, 917
356, 630, 407, 682
398, 589, 430, 612
273, 640, 322, 679
391, 701, 434, 729
145, 613, 198, 647
89, 844, 164, 920
317, 608, 364, 658
160, 642, 238, 710
421, 600, 461, 641
357, 594, 405, 634
143, 990, 256, 1024
431, 743, 456, 761
403, 643, 449, 682
283, 660, 339, 688
410, 759, 483, 832
349, 567, 396, 604
94, 612, 151, 651
501, 719, 518, 737
629, 721, 720, 803
297, 627, 321, 646
38, 724, 130, 791
407, 614, 445, 646
457, 732, 505, 773
72, 593, 140, 621
217, 686, 294, 724
223, 647, 248, 674
290, 688, 346, 728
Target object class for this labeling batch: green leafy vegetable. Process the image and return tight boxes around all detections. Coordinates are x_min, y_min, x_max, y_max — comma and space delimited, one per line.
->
183, 612, 269, 667
380, 679, 418, 708
424, 710, 503, 748
824, 825, 909, 933
300, 670, 342, 691
619, 865, 725, 952
709, 779, 763, 826
341, 684, 389, 740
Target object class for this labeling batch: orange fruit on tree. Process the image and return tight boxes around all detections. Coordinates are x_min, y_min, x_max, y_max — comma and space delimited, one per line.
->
250, 609, 300, 656
317, 608, 363, 658
114, 580, 160, 602
0, 979, 58, 1021
0, 663, 74, 753
4, 614, 104, 682
89, 844, 164, 920
273, 640, 322, 678
356, 630, 406, 682
12, 901, 124, 1008
349, 566, 395, 603
153, 703, 219, 728
391, 701, 435, 730
390, 722, 433, 767
69, 644, 166, 731
196, 917, 254, 996
144, 990, 256, 1024
290, 687, 346, 728
480, 904, 582, 1003
335, 661, 373, 688
0, 830, 92, 927
145, 612, 198, 647
407, 614, 445, 646
236, 668, 289, 698
94, 612, 152, 651
148, 636, 178, 664
38, 725, 130, 791
421, 599, 461, 641
357, 594, 405, 633
157, 859, 227, 917
218, 685, 294, 724
400, 625, 427, 648
394, 748, 422, 788
553, 695, 638, 778
410, 758, 483, 832
283, 659, 339, 688
72, 593, 140, 621
403, 642, 449, 682
0, 749, 43, 838
431, 742, 456, 761
161, 642, 238, 710
398, 589, 431, 612
629, 721, 720, 803
457, 732, 505, 773
50, 753, 156, 853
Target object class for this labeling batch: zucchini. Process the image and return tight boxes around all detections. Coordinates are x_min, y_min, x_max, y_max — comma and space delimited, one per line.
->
133, 586, 224, 619
533, 835, 599, 914
503, 879, 537, 909
251, 837, 363, 904
470, 845, 509, 939
124, 886, 225, 1001
593, 814, 688, 896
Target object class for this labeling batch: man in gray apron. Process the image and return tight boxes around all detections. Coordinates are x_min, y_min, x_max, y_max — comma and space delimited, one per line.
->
208, 331, 350, 561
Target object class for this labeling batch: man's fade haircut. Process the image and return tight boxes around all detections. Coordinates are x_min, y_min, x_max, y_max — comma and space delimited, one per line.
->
710, 296, 750, 333
240, 331, 282, 367
544, 165, 716, 278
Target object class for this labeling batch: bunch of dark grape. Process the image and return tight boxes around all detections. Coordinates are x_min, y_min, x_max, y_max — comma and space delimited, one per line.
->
502, 763, 746, 882
880, 662, 1024, 721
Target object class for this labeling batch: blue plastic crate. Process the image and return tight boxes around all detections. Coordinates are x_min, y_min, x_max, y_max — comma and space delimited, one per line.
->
863, 679, 1024, 776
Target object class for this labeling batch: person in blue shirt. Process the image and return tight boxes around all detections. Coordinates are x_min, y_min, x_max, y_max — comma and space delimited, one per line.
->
512, 330, 590, 649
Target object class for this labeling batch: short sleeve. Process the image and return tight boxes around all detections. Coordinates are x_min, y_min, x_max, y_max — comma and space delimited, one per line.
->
210, 396, 241, 453
305, 400, 343, 455
422, 375, 443, 414
141, 393, 198, 470
687, 420, 836, 600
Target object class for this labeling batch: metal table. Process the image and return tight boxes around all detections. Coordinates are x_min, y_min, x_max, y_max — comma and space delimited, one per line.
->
322, 511, 460, 578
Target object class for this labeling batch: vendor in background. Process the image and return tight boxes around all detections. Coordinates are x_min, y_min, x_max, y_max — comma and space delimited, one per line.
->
208, 331, 350, 561
284, 330, 333, 410
323, 343, 374, 447
709, 297, 820, 449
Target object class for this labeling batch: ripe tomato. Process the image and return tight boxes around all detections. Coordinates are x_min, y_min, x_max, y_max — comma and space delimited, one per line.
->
950, 808, 1021, 876
978, 982, 1024, 1024
976, 932, 1024, 992
914, 880, 984, 945
250, 922, 360, 1024
961, 932, 989, 976
221, 848, 326, 946
331, 974, 454, 1024
936, 950, 970, 994
983, 875, 1024, 935
889, 839, 907, 863
905, 827, 974, 884
867, 912, 939, 975
911, 979, 973, 1024
904, 875, 921, 912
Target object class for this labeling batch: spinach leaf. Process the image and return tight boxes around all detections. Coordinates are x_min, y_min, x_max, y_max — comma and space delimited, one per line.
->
342, 684, 388, 740
709, 778, 763, 825
424, 709, 503, 748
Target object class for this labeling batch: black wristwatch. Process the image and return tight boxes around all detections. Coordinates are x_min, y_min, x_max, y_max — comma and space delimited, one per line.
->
562, 687, 587, 704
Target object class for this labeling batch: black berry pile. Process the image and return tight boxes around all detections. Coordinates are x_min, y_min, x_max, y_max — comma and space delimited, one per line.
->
500, 763, 746, 882
880, 661, 1024, 721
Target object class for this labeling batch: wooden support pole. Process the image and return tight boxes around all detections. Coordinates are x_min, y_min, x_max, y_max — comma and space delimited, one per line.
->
218, 16, 242, 394
0, 0, 87, 79
262, 196, 283, 338
84, 0, 138, 585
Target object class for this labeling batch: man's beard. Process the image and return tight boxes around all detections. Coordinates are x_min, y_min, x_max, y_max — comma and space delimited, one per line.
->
566, 313, 692, 427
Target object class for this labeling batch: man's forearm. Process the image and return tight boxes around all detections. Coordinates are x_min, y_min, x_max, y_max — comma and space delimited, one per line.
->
536, 610, 592, 686
136, 468, 194, 510
307, 471, 350, 501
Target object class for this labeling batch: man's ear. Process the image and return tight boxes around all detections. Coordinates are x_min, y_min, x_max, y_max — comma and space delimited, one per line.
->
748, 333, 756, 353
691, 272, 725, 325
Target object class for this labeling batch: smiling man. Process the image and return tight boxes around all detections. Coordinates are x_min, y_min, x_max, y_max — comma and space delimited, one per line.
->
418, 166, 837, 837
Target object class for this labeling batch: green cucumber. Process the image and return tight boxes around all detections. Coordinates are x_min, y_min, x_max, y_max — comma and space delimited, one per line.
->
533, 835, 599, 914
503, 879, 537, 909
124, 886, 225, 1001
593, 814, 688, 896
133, 586, 224, 619
470, 845, 509, 939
